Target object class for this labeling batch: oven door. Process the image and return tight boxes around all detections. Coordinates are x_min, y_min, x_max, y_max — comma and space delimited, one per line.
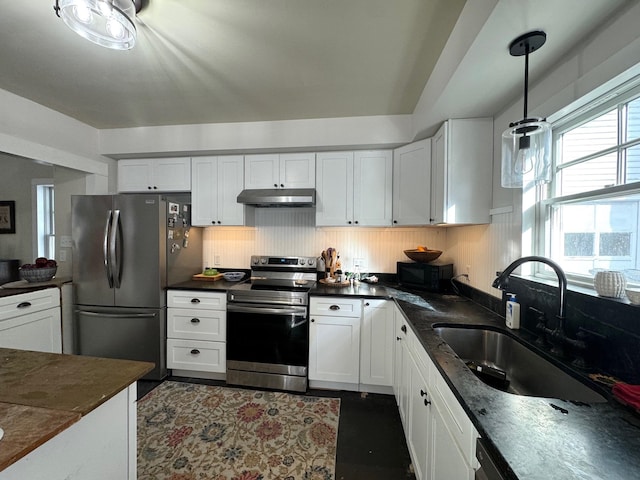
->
226, 303, 309, 376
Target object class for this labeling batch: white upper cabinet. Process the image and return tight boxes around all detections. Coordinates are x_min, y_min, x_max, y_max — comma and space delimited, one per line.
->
244, 153, 315, 189
392, 139, 432, 226
191, 156, 245, 226
430, 118, 493, 225
316, 150, 392, 226
117, 157, 191, 192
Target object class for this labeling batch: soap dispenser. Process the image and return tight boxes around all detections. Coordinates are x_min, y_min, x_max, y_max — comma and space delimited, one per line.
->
505, 293, 520, 329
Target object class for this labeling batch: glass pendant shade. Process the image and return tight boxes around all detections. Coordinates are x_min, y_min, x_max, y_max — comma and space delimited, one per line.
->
501, 117, 552, 188
57, 0, 137, 50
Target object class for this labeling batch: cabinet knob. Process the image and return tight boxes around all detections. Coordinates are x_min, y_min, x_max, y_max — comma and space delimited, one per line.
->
393, 220, 398, 224
147, 186, 152, 190
274, 183, 278, 188
329, 305, 340, 310
365, 302, 370, 306
354, 220, 359, 225
420, 389, 427, 397
190, 318, 200, 324
190, 349, 200, 355
16, 302, 32, 309
401, 325, 407, 333
347, 221, 352, 225
211, 220, 216, 224
280, 184, 284, 188
311, 318, 315, 322
396, 336, 401, 341
153, 186, 158, 189
424, 399, 431, 406
190, 298, 201, 304
217, 220, 222, 224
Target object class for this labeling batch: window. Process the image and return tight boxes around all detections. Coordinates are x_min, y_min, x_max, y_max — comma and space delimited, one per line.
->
540, 83, 640, 286
33, 181, 55, 259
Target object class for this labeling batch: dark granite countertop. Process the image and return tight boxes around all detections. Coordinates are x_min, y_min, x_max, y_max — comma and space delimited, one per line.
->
172, 278, 640, 478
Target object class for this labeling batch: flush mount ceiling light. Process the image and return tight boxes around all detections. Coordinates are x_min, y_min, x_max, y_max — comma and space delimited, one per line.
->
501, 30, 552, 188
53, 0, 146, 50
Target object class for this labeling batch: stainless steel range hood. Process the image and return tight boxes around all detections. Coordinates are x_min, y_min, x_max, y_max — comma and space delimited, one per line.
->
237, 188, 316, 207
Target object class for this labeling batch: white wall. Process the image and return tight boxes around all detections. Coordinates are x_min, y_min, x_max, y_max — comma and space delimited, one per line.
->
448, 1, 640, 298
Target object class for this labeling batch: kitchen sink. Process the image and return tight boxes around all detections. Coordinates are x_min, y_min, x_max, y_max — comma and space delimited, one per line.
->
433, 324, 607, 403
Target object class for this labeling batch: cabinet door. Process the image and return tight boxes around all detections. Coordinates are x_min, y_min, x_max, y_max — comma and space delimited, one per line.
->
429, 401, 476, 480
309, 314, 360, 383
393, 139, 432, 226
167, 307, 226, 342
353, 150, 393, 226
217, 155, 245, 225
167, 338, 226, 373
153, 157, 191, 191
315, 152, 354, 226
244, 154, 279, 189
430, 123, 446, 224
407, 350, 431, 480
360, 300, 394, 387
191, 157, 218, 226
0, 307, 62, 353
279, 153, 316, 188
117, 159, 153, 192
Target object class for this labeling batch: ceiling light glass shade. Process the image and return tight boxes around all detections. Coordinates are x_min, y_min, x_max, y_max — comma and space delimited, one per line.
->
57, 0, 136, 50
501, 117, 552, 188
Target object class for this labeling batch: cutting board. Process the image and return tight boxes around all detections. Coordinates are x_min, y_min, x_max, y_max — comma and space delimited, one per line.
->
192, 273, 224, 281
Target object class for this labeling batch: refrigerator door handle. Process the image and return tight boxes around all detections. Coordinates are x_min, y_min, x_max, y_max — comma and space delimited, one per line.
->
76, 310, 158, 319
110, 209, 122, 288
103, 210, 114, 288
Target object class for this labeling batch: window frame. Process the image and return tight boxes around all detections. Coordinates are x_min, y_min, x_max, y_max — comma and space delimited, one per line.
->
533, 81, 640, 288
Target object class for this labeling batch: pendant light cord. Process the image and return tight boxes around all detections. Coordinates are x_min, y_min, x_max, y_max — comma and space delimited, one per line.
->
523, 47, 529, 119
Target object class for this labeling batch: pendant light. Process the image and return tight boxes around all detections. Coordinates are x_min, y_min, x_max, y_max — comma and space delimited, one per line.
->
53, 0, 145, 50
501, 31, 552, 188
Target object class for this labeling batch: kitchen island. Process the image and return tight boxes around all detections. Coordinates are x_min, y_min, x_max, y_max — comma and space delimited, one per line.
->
0, 348, 153, 479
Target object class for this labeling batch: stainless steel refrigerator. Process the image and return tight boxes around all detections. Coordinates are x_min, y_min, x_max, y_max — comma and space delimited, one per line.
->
71, 194, 202, 380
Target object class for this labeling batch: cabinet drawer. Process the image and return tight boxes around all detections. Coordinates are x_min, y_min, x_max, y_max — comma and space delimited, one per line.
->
431, 369, 478, 466
0, 288, 60, 320
167, 290, 226, 310
167, 339, 226, 373
167, 308, 226, 342
310, 297, 362, 317
0, 307, 62, 353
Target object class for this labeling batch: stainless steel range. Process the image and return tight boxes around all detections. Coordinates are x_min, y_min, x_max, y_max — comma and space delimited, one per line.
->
226, 255, 317, 392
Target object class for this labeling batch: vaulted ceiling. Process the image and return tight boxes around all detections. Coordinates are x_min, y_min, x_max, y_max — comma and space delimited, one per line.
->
0, 1, 632, 131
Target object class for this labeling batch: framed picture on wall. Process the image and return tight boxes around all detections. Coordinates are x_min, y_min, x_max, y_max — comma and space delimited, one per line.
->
0, 201, 16, 234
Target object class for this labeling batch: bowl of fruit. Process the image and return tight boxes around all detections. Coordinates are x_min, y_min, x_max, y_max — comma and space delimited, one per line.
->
403, 246, 443, 263
19, 258, 57, 283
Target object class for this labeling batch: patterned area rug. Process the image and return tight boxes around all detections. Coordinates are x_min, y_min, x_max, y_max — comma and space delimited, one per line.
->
137, 381, 340, 480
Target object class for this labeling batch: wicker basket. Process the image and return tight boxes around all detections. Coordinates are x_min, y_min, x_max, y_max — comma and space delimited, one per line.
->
19, 266, 57, 283
403, 249, 443, 263
594, 271, 626, 298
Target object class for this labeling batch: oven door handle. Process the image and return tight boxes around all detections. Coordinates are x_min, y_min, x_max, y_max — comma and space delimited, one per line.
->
227, 304, 307, 316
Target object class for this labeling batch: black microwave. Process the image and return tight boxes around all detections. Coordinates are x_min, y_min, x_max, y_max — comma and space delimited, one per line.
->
397, 262, 453, 291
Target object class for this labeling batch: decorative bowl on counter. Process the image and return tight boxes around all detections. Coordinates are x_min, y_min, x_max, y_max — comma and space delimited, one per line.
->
403, 249, 443, 263
594, 270, 626, 298
223, 271, 245, 282
626, 287, 640, 305
19, 266, 57, 283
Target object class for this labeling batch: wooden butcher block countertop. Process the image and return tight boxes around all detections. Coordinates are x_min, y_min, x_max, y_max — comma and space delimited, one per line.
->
0, 348, 153, 472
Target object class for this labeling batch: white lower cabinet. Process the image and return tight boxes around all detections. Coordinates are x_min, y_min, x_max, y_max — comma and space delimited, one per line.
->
360, 299, 394, 388
309, 297, 395, 392
309, 297, 362, 384
396, 319, 478, 480
167, 290, 226, 375
0, 288, 62, 353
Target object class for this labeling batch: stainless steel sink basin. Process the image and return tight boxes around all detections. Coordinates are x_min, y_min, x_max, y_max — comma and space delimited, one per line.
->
433, 324, 607, 403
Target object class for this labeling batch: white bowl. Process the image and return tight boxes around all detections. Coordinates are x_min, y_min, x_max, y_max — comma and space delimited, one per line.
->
223, 271, 244, 282
626, 288, 640, 305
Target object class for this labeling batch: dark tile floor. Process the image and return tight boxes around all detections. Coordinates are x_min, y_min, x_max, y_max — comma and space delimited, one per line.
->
137, 377, 416, 480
